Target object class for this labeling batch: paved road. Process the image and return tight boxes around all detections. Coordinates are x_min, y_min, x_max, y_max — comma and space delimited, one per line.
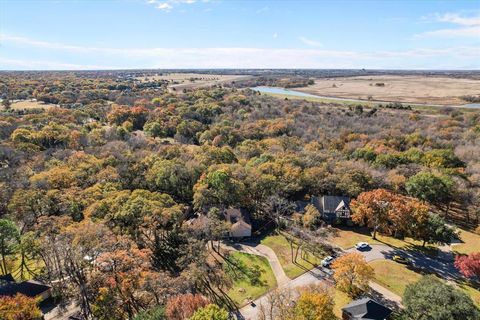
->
346, 244, 462, 281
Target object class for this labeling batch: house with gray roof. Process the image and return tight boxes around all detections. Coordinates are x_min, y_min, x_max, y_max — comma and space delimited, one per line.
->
311, 195, 351, 223
341, 298, 392, 320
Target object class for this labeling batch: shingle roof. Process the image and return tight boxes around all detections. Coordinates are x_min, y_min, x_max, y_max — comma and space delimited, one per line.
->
342, 298, 392, 320
0, 273, 15, 283
321, 195, 350, 213
0, 280, 51, 298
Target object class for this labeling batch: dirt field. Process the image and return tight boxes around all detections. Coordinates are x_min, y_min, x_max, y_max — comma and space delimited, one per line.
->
0, 100, 58, 111
296, 75, 480, 105
136, 73, 252, 91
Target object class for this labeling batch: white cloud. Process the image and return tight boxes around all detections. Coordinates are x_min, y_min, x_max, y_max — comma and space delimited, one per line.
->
273, 33, 278, 39
156, 2, 173, 11
435, 13, 480, 26
0, 57, 114, 70
0, 34, 478, 70
146, 0, 208, 11
299, 36, 322, 47
416, 12, 480, 38
416, 26, 480, 38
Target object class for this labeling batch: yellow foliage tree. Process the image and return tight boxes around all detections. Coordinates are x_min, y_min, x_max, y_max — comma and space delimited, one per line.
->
331, 252, 374, 297
293, 289, 336, 320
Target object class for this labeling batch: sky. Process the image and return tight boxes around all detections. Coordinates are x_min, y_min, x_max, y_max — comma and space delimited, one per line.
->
0, 0, 479, 70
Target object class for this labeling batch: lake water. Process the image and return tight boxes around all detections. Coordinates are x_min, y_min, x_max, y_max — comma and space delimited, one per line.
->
250, 86, 480, 109
463, 103, 480, 108
250, 86, 358, 102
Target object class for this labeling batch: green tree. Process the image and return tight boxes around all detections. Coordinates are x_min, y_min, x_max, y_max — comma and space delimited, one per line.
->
405, 172, 453, 206
189, 304, 228, 320
0, 219, 20, 275
414, 214, 457, 247
402, 275, 479, 320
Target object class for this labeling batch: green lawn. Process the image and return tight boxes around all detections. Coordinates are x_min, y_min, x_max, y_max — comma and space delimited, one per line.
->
370, 256, 480, 307
6, 255, 44, 281
329, 228, 438, 255
260, 233, 324, 278
454, 228, 480, 255
458, 282, 480, 307
333, 289, 352, 319
225, 252, 277, 307
369, 260, 422, 297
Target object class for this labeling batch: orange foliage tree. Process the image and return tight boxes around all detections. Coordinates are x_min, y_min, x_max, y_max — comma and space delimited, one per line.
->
351, 188, 429, 239
0, 294, 42, 320
165, 293, 210, 320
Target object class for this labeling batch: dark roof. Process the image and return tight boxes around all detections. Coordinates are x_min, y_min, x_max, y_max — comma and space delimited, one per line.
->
320, 195, 350, 213
0, 280, 51, 298
295, 200, 309, 213
224, 208, 251, 225
0, 273, 15, 283
342, 298, 392, 320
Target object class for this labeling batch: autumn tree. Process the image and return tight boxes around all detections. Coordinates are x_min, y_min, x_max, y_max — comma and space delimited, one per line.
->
331, 252, 373, 297
293, 287, 336, 320
455, 253, 480, 279
0, 294, 42, 320
352, 189, 430, 240
165, 293, 210, 320
189, 304, 229, 320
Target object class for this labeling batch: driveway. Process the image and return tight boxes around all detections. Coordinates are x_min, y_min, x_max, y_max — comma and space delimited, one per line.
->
217, 241, 290, 286
345, 244, 462, 281
238, 267, 331, 320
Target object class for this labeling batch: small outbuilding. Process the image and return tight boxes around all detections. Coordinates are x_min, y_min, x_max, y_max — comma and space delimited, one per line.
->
341, 298, 392, 320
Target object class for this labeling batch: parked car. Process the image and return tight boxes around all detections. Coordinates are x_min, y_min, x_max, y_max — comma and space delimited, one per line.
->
321, 256, 335, 268
355, 242, 370, 250
392, 255, 411, 264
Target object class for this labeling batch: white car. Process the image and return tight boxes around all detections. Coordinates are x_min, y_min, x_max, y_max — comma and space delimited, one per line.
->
355, 242, 369, 250
321, 256, 335, 267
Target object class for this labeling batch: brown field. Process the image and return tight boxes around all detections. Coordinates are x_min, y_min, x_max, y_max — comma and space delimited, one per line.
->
296, 75, 480, 105
1, 100, 58, 111
136, 72, 252, 91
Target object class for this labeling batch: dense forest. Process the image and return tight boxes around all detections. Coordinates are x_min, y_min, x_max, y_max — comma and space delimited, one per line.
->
0, 71, 479, 319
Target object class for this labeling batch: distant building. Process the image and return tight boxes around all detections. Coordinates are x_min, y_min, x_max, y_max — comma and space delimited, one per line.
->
224, 208, 252, 238
341, 298, 392, 320
312, 195, 351, 223
0, 274, 52, 302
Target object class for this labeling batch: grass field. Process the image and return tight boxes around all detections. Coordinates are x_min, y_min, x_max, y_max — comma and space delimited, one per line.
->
0, 100, 57, 111
256, 91, 477, 114
458, 282, 480, 307
260, 233, 324, 278
369, 260, 480, 306
226, 251, 277, 307
369, 260, 422, 297
333, 289, 352, 319
296, 75, 480, 105
454, 228, 480, 255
